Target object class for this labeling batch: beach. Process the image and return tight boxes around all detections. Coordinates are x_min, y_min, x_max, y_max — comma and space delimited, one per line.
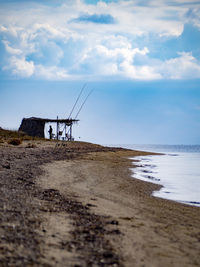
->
0, 140, 200, 266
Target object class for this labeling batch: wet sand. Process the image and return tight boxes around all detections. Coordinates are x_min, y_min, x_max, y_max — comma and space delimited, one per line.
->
0, 141, 200, 266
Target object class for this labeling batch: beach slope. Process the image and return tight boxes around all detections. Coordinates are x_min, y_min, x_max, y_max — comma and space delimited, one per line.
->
0, 140, 200, 266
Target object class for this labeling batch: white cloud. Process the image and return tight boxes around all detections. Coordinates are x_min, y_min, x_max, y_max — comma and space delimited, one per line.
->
100, 63, 118, 76
120, 61, 162, 80
33, 23, 69, 41
2, 40, 22, 55
94, 45, 149, 62
184, 7, 200, 29
3, 56, 35, 77
0, 0, 200, 80
158, 52, 200, 79
69, 39, 164, 80
0, 25, 19, 37
35, 65, 70, 80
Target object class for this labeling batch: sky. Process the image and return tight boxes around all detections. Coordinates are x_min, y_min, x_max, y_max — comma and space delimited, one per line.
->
0, 0, 200, 144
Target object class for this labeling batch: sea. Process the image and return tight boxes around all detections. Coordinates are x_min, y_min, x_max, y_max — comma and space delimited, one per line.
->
119, 145, 200, 207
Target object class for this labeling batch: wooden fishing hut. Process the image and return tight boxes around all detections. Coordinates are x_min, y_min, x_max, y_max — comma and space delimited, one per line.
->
19, 117, 79, 141
19, 85, 93, 141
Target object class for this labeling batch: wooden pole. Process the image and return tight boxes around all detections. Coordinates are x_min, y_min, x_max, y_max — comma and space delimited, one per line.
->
70, 124, 72, 141
56, 116, 59, 140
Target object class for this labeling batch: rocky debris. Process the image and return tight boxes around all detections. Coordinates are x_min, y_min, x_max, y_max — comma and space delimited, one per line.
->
2, 163, 10, 169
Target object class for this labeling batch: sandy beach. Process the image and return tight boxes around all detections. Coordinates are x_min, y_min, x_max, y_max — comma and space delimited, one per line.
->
0, 140, 200, 266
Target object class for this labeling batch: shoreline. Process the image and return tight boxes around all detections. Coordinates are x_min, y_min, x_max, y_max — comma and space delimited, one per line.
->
132, 152, 200, 207
0, 141, 200, 266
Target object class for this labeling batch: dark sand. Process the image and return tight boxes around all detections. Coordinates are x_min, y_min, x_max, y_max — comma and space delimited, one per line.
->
0, 140, 200, 266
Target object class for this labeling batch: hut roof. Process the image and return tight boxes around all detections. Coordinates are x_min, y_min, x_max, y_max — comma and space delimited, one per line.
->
26, 117, 79, 123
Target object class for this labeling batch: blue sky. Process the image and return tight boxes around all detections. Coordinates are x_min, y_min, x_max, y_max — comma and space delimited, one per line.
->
0, 0, 200, 144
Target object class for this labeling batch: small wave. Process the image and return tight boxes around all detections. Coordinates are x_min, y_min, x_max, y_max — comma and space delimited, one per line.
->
188, 201, 200, 205
142, 175, 160, 182
142, 170, 157, 175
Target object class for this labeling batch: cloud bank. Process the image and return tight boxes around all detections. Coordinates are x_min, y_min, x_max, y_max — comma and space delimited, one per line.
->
0, 0, 200, 80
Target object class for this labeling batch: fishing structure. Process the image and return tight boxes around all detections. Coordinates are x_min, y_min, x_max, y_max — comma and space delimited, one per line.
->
19, 85, 93, 141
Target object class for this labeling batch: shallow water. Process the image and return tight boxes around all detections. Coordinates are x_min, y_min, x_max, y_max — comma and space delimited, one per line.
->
122, 145, 200, 207
132, 153, 200, 207
121, 144, 200, 153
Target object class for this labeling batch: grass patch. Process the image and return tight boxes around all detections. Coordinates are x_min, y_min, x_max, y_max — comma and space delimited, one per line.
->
0, 128, 45, 141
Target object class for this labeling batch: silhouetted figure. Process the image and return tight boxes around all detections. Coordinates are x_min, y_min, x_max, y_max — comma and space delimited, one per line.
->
48, 125, 53, 139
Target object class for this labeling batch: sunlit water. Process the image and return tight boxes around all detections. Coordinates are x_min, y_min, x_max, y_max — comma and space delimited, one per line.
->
121, 145, 200, 207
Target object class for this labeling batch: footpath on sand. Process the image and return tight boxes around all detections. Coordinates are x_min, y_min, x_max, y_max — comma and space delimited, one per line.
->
0, 140, 200, 266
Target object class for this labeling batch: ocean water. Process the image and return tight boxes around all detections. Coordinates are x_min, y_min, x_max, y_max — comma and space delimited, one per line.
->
122, 145, 200, 207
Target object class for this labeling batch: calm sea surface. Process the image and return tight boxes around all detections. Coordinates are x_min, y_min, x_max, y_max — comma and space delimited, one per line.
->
120, 145, 200, 207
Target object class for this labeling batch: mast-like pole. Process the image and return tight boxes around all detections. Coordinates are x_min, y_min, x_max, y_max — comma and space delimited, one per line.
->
68, 83, 86, 119
75, 90, 93, 119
